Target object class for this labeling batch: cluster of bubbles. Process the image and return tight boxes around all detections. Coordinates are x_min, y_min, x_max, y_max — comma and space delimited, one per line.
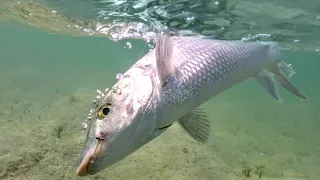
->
82, 87, 110, 131
81, 73, 125, 131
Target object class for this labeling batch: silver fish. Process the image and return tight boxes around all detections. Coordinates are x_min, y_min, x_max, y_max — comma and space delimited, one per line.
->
76, 34, 308, 176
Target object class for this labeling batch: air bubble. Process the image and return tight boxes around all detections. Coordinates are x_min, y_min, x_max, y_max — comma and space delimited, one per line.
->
116, 73, 124, 79
124, 42, 132, 49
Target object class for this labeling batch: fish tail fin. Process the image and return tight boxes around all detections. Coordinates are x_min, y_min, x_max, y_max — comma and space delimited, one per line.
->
255, 60, 308, 103
271, 61, 308, 100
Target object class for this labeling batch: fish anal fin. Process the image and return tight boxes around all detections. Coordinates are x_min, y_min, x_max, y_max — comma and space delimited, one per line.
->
155, 34, 174, 87
255, 69, 283, 103
177, 108, 211, 143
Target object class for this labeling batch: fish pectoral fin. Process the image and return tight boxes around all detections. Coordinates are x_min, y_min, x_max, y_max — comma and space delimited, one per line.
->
157, 124, 173, 130
155, 34, 174, 87
177, 108, 211, 143
255, 69, 283, 103
143, 124, 173, 144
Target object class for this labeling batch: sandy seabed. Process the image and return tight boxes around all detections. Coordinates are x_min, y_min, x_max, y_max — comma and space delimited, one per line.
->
0, 76, 319, 180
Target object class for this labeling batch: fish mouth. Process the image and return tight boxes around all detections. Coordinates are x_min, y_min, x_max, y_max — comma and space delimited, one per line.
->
76, 139, 106, 176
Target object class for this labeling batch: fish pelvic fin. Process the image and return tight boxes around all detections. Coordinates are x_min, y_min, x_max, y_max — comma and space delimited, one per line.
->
271, 61, 308, 100
177, 108, 211, 143
155, 34, 174, 87
255, 69, 283, 103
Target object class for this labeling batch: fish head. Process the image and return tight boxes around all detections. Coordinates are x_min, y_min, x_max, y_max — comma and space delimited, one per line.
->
76, 67, 154, 176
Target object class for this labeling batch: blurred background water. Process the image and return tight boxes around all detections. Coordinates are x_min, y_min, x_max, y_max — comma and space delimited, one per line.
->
0, 0, 320, 180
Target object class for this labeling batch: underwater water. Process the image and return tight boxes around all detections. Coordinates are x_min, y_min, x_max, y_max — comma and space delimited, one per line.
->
1, 1, 320, 180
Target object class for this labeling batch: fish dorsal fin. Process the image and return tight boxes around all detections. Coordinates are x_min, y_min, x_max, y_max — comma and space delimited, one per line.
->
177, 108, 211, 143
155, 34, 174, 87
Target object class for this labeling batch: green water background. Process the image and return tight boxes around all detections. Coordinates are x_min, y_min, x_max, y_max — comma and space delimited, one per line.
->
0, 22, 320, 180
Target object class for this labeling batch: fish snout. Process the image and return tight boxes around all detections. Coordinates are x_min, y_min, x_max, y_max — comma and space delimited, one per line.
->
76, 139, 106, 176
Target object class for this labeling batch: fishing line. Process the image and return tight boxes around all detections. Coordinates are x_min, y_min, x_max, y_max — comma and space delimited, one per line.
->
136, 41, 148, 62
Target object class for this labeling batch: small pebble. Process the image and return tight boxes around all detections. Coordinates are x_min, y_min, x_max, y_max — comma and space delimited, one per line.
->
183, 147, 188, 153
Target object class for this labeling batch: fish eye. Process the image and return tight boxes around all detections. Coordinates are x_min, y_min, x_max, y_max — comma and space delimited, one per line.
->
97, 103, 111, 119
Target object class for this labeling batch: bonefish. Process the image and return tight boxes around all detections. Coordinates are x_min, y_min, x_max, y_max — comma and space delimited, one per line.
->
76, 34, 307, 176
